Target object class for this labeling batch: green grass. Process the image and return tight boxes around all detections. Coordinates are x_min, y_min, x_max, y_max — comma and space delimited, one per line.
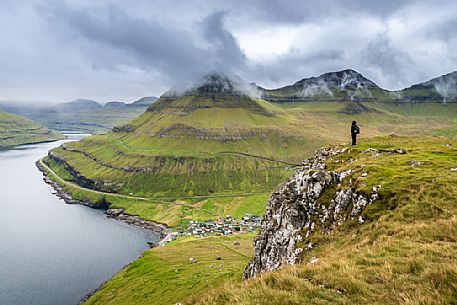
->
79, 135, 457, 305
44, 99, 457, 224
42, 157, 270, 226
191, 136, 457, 304
84, 234, 255, 305
0, 111, 62, 147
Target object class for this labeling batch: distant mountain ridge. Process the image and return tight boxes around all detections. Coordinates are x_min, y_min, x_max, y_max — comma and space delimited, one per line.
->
401, 71, 457, 102
129, 96, 158, 107
0, 96, 159, 133
261, 69, 457, 103
49, 99, 102, 111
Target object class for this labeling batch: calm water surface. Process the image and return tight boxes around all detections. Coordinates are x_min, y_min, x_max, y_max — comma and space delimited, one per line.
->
0, 134, 158, 305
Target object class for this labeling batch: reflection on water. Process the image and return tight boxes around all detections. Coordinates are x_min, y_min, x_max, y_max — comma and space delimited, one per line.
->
0, 135, 158, 305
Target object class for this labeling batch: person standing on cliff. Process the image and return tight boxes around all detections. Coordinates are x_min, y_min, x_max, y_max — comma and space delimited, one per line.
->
351, 121, 360, 145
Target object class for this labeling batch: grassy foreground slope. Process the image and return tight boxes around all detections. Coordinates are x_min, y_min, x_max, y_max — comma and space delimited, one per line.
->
190, 136, 457, 305
82, 136, 457, 305
0, 111, 62, 147
85, 234, 254, 305
43, 73, 457, 225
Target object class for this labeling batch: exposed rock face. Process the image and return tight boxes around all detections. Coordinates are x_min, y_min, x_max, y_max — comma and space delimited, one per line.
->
243, 146, 383, 280
261, 69, 386, 103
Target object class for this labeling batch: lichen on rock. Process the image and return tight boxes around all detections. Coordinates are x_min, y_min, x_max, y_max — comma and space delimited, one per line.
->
243, 146, 382, 280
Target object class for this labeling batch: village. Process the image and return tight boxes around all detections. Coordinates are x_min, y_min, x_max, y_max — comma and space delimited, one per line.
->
171, 213, 263, 238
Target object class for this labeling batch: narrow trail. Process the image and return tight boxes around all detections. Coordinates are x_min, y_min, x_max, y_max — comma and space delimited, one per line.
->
220, 151, 301, 166
114, 137, 301, 166
39, 158, 268, 217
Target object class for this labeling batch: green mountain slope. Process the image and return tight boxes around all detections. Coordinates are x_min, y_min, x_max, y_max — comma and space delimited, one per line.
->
190, 136, 457, 305
0, 111, 62, 147
83, 136, 457, 305
43, 73, 457, 226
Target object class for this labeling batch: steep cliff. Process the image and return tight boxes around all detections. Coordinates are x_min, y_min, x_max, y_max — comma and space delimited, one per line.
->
244, 144, 406, 279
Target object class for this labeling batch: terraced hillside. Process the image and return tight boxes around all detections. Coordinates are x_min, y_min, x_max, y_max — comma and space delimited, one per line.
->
83, 136, 457, 305
0, 111, 62, 147
43, 73, 457, 226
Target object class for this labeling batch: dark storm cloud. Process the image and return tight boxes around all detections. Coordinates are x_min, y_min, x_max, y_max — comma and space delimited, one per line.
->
0, 0, 456, 101
41, 2, 246, 84
359, 34, 415, 88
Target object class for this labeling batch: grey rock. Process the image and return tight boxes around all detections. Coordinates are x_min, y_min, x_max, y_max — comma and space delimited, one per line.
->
408, 160, 424, 166
243, 146, 382, 280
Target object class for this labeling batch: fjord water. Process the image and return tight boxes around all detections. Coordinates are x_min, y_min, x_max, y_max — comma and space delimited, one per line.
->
0, 135, 159, 305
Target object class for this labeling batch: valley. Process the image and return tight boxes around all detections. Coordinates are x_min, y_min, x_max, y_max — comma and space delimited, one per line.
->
42, 73, 457, 226
31, 70, 457, 305
2, 2, 457, 304
0, 97, 157, 134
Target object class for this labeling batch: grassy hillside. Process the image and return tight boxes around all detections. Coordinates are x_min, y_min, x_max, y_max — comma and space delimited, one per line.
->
84, 234, 254, 305
190, 136, 457, 305
81, 135, 457, 304
43, 91, 457, 225
0, 111, 62, 147
40, 72, 457, 305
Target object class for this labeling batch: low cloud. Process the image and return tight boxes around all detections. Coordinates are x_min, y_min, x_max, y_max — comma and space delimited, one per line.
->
0, 0, 456, 102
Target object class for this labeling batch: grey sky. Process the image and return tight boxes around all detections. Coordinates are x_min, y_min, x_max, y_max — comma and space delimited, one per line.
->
0, 0, 456, 103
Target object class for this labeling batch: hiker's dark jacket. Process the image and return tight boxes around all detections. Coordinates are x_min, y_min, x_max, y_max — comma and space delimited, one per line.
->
351, 125, 360, 134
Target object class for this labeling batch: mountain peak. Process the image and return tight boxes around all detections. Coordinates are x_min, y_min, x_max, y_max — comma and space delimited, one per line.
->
406, 71, 457, 101
260, 69, 384, 103
163, 73, 258, 98
194, 73, 239, 94
149, 73, 266, 113
294, 69, 378, 90
52, 99, 102, 110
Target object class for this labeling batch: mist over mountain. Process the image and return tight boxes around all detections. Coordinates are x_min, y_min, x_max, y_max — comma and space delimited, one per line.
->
400, 71, 457, 102
1, 1, 457, 102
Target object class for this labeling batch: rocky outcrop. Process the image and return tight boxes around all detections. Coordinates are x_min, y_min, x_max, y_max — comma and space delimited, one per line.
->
243, 146, 384, 280
112, 124, 136, 133
47, 150, 98, 190
36, 161, 99, 207
106, 208, 170, 241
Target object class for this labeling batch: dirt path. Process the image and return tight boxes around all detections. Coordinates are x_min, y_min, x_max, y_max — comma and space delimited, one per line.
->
39, 158, 267, 216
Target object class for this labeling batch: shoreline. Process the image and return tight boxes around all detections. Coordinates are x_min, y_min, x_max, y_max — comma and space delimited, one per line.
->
36, 160, 176, 304
35, 161, 174, 245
